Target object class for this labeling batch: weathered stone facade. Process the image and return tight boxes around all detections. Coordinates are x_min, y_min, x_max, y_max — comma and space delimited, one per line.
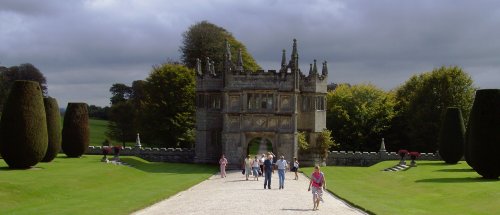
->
194, 39, 328, 168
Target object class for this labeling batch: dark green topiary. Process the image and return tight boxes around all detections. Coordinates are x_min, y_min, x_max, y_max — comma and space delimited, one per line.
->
61, 103, 89, 157
41, 97, 61, 162
466, 89, 500, 179
0, 80, 48, 168
438, 107, 465, 164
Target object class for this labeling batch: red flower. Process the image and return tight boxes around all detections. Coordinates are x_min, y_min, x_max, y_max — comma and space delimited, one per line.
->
409, 151, 420, 157
113, 146, 123, 154
102, 147, 111, 155
398, 149, 409, 155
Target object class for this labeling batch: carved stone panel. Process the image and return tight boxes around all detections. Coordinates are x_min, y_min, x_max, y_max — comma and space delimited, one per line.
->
280, 117, 291, 129
268, 117, 278, 129
229, 95, 240, 111
255, 117, 266, 127
281, 95, 291, 110
242, 115, 252, 128
228, 116, 240, 131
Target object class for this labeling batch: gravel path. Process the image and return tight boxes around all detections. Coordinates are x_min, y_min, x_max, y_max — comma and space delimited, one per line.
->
132, 170, 367, 215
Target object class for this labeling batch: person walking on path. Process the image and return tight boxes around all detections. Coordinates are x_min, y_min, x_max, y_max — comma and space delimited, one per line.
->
251, 156, 260, 181
276, 155, 288, 189
219, 154, 228, 178
291, 157, 299, 180
263, 155, 274, 189
259, 154, 265, 176
308, 165, 326, 211
244, 155, 252, 180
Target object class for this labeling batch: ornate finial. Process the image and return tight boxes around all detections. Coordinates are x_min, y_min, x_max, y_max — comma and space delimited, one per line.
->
288, 39, 299, 72
210, 60, 216, 75
135, 133, 142, 148
291, 38, 298, 59
309, 63, 313, 74
312, 59, 318, 74
379, 138, 386, 152
225, 39, 232, 61
281, 49, 286, 68
196, 58, 202, 75
236, 48, 243, 71
205, 57, 211, 74
322, 61, 328, 76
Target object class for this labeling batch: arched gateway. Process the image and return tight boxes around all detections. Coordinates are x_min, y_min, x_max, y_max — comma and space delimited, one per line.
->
195, 39, 328, 168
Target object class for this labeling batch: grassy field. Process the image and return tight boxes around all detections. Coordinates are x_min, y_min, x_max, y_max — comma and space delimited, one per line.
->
302, 161, 500, 215
0, 155, 217, 215
86, 119, 134, 147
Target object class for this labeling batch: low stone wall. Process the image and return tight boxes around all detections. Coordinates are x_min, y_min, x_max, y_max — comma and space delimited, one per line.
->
86, 146, 440, 167
300, 151, 441, 167
86, 146, 195, 163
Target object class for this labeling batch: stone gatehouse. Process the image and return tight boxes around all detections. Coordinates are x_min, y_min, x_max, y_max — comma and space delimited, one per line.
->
194, 39, 328, 168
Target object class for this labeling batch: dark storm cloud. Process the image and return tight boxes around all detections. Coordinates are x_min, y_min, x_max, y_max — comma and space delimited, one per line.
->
1, 0, 499, 106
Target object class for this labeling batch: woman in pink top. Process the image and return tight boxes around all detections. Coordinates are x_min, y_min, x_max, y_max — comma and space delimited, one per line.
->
219, 154, 228, 178
308, 165, 326, 211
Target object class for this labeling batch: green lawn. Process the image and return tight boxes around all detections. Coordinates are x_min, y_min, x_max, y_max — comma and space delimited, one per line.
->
88, 118, 109, 146
82, 118, 133, 147
0, 155, 217, 215
302, 161, 500, 215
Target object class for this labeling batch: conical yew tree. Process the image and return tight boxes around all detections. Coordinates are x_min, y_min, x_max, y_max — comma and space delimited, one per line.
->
466, 89, 500, 179
41, 97, 62, 162
0, 80, 48, 168
438, 107, 465, 164
62, 103, 89, 157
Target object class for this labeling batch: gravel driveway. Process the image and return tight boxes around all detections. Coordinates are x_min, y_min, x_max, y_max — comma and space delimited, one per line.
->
132, 169, 367, 215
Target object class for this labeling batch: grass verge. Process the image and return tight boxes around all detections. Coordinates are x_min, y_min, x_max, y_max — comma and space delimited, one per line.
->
302, 161, 500, 215
0, 155, 216, 215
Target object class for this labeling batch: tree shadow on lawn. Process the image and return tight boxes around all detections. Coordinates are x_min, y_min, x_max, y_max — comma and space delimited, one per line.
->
435, 168, 476, 173
119, 157, 216, 174
417, 162, 463, 166
415, 177, 499, 183
0, 166, 44, 171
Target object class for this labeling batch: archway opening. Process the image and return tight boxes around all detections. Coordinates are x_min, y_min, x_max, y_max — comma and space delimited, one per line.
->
247, 137, 272, 158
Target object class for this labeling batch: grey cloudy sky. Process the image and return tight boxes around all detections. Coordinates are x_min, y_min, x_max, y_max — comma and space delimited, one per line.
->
1, 0, 499, 107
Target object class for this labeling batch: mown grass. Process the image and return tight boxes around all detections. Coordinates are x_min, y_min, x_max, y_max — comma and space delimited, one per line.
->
0, 155, 217, 215
302, 161, 500, 215
79, 118, 133, 147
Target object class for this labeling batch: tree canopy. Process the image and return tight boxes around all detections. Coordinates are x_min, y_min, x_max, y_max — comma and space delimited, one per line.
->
0, 63, 48, 113
326, 83, 396, 151
389, 66, 475, 152
180, 20, 261, 71
139, 63, 196, 148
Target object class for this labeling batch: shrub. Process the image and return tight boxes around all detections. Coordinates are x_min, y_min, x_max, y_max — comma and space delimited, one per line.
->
0, 80, 48, 168
466, 89, 500, 179
438, 107, 465, 164
41, 97, 61, 162
61, 103, 89, 157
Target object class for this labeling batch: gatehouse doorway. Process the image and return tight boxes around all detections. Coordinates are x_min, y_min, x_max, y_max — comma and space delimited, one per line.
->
247, 137, 273, 158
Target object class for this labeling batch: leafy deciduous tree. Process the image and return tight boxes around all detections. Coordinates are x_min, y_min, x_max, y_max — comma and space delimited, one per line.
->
391, 66, 475, 152
139, 63, 196, 148
326, 83, 396, 151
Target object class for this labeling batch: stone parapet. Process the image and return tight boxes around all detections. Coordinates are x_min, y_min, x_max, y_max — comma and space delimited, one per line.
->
299, 150, 442, 167
86, 146, 195, 163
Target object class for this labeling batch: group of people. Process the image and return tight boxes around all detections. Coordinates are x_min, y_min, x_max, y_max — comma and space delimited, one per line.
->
219, 153, 327, 211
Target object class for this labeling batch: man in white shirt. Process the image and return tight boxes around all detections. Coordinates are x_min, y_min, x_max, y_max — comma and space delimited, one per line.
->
275, 155, 288, 189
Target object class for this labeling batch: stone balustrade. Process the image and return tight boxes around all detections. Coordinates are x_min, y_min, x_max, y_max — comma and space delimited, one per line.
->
87, 146, 195, 163
86, 146, 441, 167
